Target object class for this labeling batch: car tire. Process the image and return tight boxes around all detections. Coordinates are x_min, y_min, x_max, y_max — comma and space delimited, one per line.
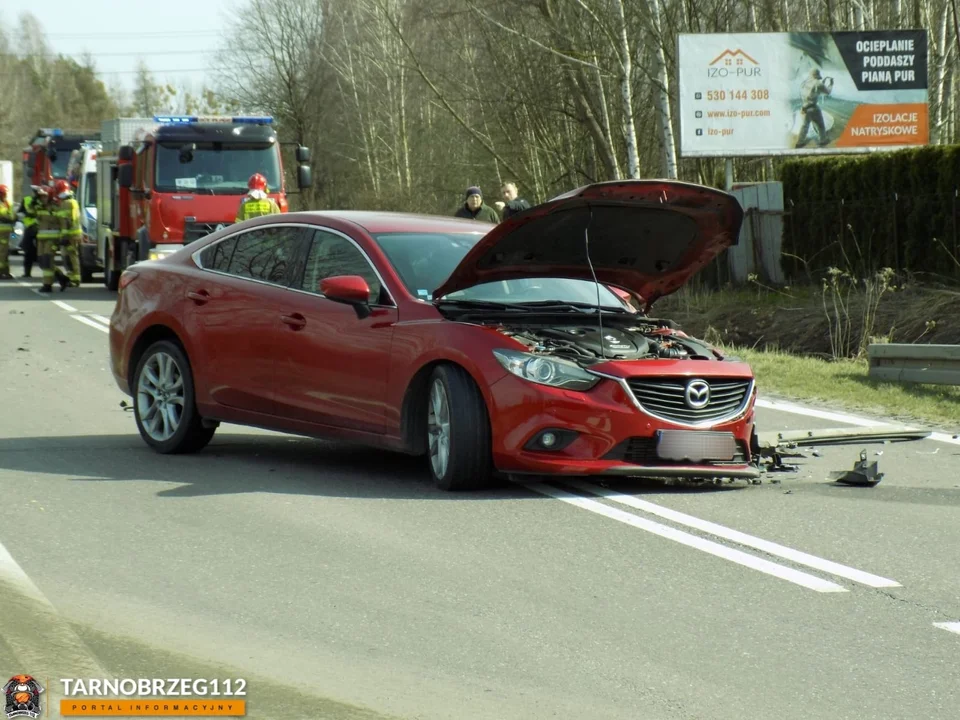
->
132, 339, 215, 454
426, 364, 493, 491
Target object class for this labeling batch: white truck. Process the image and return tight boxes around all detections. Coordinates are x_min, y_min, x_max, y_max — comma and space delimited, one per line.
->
0, 160, 21, 254
66, 143, 102, 281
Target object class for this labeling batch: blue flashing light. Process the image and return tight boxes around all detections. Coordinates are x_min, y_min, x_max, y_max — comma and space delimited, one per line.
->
230, 116, 274, 125
154, 115, 198, 124
39, 128, 64, 137
153, 115, 273, 126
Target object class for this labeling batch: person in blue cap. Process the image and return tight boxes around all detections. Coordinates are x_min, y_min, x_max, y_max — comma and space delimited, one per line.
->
454, 186, 499, 223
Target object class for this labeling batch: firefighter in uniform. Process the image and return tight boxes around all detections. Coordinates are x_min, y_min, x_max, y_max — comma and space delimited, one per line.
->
0, 185, 14, 279
17, 188, 40, 278
35, 186, 70, 293
235, 173, 281, 222
54, 179, 83, 287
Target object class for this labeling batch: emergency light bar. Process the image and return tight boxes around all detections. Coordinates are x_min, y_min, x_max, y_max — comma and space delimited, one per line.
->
153, 115, 274, 125
39, 128, 64, 137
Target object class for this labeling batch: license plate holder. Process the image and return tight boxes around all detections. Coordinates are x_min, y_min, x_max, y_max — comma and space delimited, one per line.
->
655, 430, 737, 463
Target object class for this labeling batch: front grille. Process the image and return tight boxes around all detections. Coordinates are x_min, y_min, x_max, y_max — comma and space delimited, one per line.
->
604, 437, 749, 465
184, 221, 232, 245
624, 378, 753, 425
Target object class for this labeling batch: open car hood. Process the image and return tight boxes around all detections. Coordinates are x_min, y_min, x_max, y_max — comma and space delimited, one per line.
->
432, 180, 744, 308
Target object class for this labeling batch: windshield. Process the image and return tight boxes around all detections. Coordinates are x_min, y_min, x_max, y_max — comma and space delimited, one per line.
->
372, 231, 627, 308
84, 172, 96, 207
50, 149, 74, 179
154, 142, 282, 194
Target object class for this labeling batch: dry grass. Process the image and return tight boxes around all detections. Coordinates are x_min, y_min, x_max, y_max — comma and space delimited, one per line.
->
660, 283, 960, 359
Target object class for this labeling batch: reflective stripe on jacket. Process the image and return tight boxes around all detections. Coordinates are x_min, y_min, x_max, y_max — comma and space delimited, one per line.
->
235, 196, 281, 223
57, 198, 83, 240
0, 200, 15, 232
36, 205, 61, 240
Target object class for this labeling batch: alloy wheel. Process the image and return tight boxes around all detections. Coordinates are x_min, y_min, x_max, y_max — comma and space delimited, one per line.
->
427, 379, 451, 479
137, 351, 185, 442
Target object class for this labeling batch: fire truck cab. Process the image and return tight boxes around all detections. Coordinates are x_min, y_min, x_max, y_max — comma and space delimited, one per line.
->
96, 115, 312, 290
24, 128, 101, 190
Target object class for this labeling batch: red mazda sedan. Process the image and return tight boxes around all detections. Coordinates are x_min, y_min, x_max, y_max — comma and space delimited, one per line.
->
109, 179, 761, 490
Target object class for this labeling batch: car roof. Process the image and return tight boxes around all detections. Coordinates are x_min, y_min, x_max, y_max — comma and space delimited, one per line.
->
286, 210, 495, 236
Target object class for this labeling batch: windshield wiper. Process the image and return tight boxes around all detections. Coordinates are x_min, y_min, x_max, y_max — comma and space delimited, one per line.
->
514, 300, 629, 313
435, 299, 530, 312
436, 299, 627, 314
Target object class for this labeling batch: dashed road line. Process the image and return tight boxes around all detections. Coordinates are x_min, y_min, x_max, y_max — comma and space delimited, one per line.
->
565, 479, 901, 589
520, 480, 848, 593
72, 315, 110, 333
52, 299, 78, 312
934, 622, 960, 636
15, 278, 112, 333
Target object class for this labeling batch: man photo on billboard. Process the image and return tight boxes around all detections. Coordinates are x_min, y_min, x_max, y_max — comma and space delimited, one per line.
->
796, 67, 835, 148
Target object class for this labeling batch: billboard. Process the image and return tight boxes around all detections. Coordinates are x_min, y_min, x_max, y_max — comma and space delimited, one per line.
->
677, 30, 929, 157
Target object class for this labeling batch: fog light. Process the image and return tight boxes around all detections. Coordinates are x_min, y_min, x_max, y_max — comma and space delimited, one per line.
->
523, 429, 578, 452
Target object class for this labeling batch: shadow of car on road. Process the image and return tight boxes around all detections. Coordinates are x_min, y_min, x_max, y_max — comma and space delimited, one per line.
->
0, 434, 745, 500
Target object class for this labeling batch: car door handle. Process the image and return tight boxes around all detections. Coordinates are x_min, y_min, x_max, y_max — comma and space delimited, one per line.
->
186, 290, 210, 305
281, 313, 306, 329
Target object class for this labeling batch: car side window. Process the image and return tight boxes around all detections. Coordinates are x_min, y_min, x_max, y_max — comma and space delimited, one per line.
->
299, 230, 384, 305
198, 237, 238, 273
201, 227, 304, 285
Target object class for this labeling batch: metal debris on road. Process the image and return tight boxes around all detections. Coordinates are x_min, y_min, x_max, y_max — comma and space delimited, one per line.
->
829, 449, 883, 487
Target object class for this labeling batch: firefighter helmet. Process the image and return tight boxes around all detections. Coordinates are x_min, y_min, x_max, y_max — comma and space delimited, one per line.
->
0, 184, 7, 200
248, 173, 268, 192
54, 179, 72, 199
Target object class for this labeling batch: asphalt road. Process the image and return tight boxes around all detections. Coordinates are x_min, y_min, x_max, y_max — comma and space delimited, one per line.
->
1, 255, 959, 720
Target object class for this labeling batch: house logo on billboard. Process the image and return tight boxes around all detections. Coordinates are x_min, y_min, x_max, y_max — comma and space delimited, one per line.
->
707, 49, 761, 78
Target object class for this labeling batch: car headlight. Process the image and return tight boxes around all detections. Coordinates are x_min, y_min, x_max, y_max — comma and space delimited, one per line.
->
493, 348, 600, 391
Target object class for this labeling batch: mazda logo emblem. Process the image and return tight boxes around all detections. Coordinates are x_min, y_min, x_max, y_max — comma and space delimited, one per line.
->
684, 379, 710, 409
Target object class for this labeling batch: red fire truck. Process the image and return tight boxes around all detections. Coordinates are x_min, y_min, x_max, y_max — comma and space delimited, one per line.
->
95, 115, 312, 290
23, 128, 102, 192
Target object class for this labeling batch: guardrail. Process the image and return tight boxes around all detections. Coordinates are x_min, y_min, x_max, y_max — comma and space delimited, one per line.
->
867, 343, 960, 386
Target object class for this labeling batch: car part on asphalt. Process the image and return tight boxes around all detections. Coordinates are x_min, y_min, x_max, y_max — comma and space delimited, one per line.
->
829, 449, 884, 487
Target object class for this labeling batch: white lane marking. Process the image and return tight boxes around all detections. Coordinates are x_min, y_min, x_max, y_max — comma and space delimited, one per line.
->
566, 479, 901, 588
0, 538, 108, 688
756, 397, 892, 427
53, 299, 78, 312
521, 481, 847, 593
934, 622, 960, 635
90, 313, 112, 326
757, 397, 960, 447
72, 315, 110, 333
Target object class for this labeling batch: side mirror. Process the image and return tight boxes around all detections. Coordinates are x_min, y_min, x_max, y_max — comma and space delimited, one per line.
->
296, 146, 311, 163
47, 148, 57, 161
320, 275, 370, 319
297, 165, 313, 189
118, 165, 134, 188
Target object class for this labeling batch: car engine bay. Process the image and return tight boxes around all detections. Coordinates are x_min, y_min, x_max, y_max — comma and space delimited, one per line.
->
498, 321, 724, 366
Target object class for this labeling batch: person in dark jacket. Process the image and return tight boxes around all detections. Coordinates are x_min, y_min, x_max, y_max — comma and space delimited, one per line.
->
494, 181, 531, 220
454, 186, 499, 223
